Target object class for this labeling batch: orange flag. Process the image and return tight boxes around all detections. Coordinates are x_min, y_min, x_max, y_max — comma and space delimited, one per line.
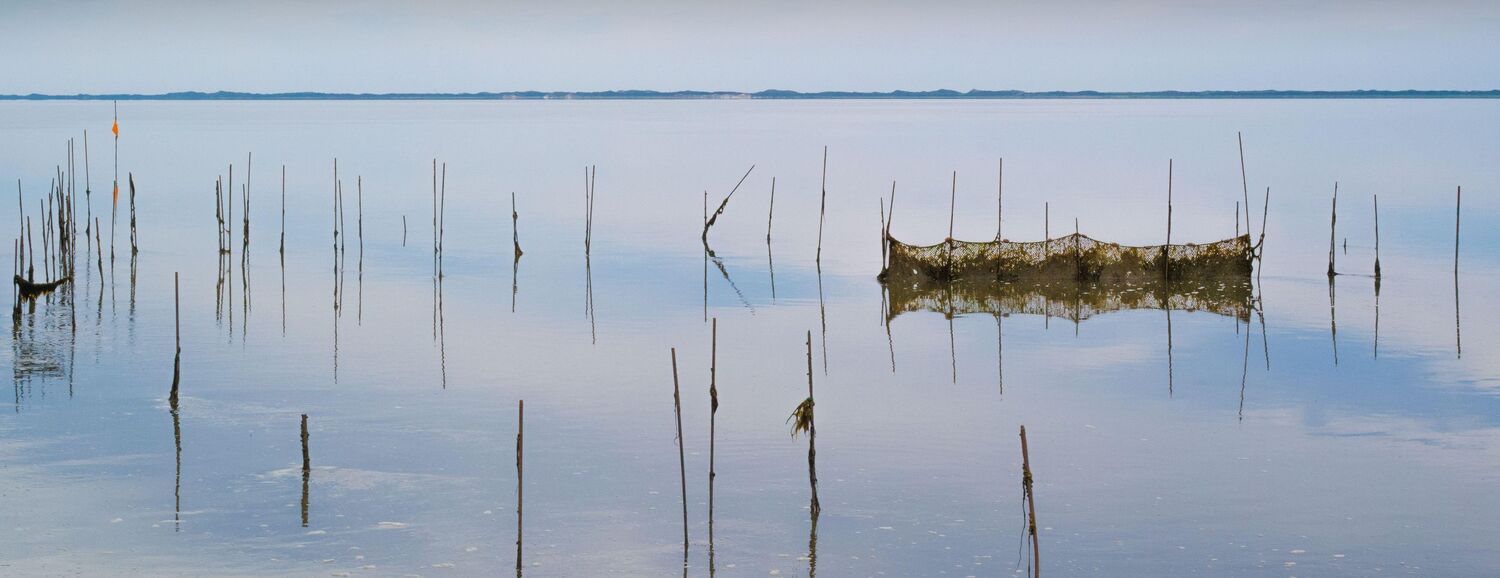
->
112, 119, 119, 137
113, 182, 119, 204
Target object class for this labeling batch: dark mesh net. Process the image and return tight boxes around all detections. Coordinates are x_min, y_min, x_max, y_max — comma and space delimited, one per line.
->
884, 233, 1254, 283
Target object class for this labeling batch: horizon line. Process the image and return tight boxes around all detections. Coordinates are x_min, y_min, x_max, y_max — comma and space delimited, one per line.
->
4, 89, 1500, 101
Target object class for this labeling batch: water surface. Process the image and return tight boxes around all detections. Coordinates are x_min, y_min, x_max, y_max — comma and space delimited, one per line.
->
3, 99, 1500, 576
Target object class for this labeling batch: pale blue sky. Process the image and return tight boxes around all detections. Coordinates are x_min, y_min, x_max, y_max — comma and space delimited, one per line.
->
2, 0, 1497, 93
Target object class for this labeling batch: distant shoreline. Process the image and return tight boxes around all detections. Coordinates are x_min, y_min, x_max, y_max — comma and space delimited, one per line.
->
3, 89, 1499, 101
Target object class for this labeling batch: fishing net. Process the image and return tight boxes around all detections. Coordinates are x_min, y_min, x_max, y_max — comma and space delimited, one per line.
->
885, 274, 1254, 323
884, 233, 1254, 283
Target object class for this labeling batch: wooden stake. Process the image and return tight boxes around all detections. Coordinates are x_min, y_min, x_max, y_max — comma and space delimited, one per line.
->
300, 414, 311, 528
431, 159, 437, 258
708, 318, 719, 553
1454, 186, 1461, 273
129, 173, 137, 254
439, 163, 446, 261
84, 130, 91, 236
1165, 159, 1173, 278
512, 192, 522, 257
172, 272, 180, 401
879, 197, 887, 272
1373, 194, 1381, 278
516, 399, 523, 575
766, 177, 776, 242
1257, 186, 1270, 253
816, 146, 827, 262
357, 177, 364, 255
1327, 182, 1338, 278
948, 171, 957, 240
703, 165, 755, 242
670, 348, 688, 552
1238, 132, 1251, 238
1020, 425, 1040, 578
805, 330, 820, 516
280, 165, 286, 256
175, 272, 181, 353
996, 158, 1005, 241
1043, 202, 1049, 258
884, 181, 897, 273
242, 153, 250, 252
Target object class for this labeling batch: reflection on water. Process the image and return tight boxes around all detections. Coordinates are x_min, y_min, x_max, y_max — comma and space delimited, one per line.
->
11, 289, 76, 408
4, 99, 1500, 576
885, 275, 1255, 322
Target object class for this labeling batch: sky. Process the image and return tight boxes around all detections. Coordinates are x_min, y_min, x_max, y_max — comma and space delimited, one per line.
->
2, 0, 1498, 94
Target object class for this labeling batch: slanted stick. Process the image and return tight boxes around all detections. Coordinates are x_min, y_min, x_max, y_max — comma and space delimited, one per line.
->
1165, 160, 1173, 278
1238, 132, 1251, 237
357, 176, 364, 254
1327, 182, 1338, 278
1454, 186, 1461, 272
511, 192, 522, 257
703, 164, 755, 241
1020, 425, 1040, 577
815, 146, 828, 262
766, 177, 776, 242
670, 348, 689, 553
879, 198, 886, 272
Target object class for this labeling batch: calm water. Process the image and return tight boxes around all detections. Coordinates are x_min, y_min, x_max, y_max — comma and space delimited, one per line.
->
3, 99, 1500, 576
